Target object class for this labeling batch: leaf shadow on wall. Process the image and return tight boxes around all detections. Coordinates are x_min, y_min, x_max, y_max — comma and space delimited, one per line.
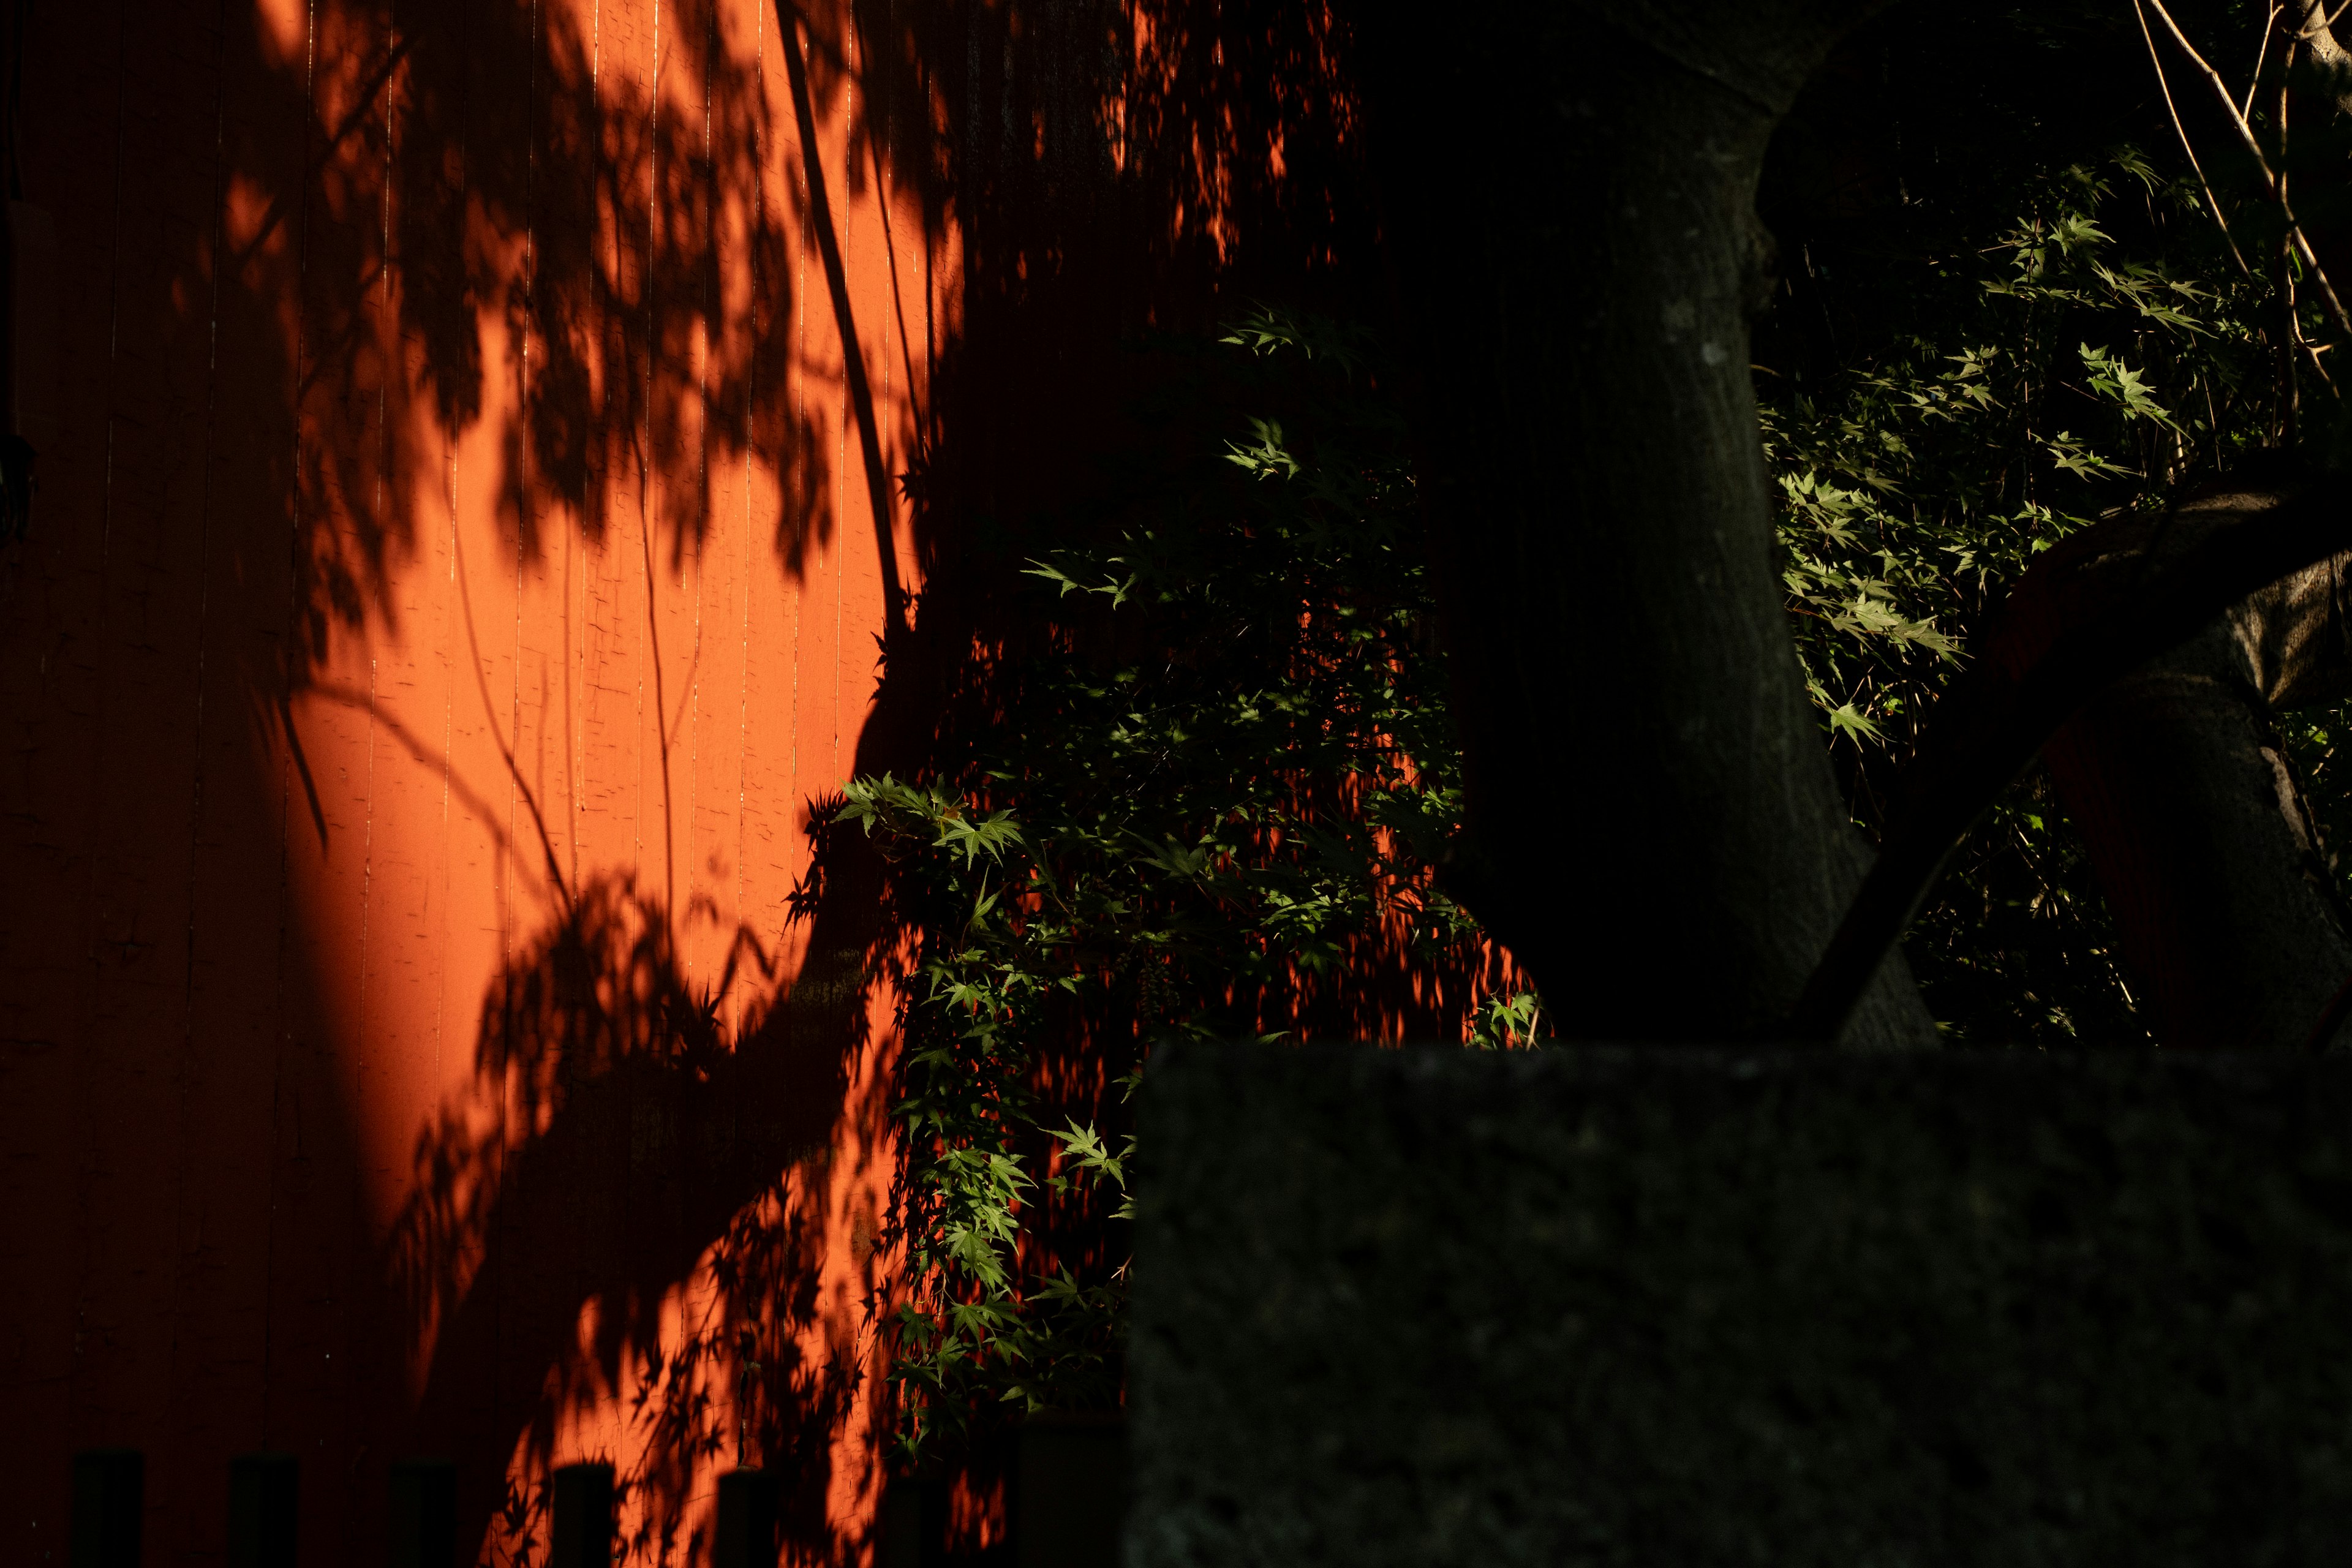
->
179, 0, 902, 1555
190, 0, 1383, 1559
270, 0, 834, 718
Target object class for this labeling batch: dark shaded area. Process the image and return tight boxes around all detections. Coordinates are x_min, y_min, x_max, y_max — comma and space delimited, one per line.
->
1760, 3, 2208, 389
1137, 1041, 2352, 1564
1016, 1414, 1127, 1568
2008, 486, 2352, 1050
1351, 0, 1935, 1045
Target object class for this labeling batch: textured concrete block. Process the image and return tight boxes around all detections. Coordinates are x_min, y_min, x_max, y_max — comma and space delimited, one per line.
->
1129, 1043, 2352, 1566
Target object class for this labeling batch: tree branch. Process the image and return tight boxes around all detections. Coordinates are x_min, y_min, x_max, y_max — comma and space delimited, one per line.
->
2142, 0, 2352, 341
2244, 1, 2282, 121
1789, 486, 2352, 1044
2133, 0, 2254, 279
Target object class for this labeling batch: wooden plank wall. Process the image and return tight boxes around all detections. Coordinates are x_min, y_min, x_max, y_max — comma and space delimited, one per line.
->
0, 0, 1372, 1558
0, 0, 957, 1559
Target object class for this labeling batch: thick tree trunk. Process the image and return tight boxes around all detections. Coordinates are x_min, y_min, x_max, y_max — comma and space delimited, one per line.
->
1354, 2, 1934, 1046
2296, 0, 2352, 116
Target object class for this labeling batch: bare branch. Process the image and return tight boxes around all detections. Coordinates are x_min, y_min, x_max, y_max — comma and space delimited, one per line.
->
2244, 2, 2281, 121
2297, 0, 2352, 45
2142, 0, 2352, 341
2133, 0, 2254, 278
2304, 331, 2340, 397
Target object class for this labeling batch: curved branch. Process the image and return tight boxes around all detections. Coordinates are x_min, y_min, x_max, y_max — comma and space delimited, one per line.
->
1789, 483, 2352, 1044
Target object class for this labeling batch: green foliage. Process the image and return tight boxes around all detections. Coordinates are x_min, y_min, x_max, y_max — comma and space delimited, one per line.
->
1747, 0, 2352, 1047
2285, 711, 2352, 892
847, 0, 2352, 1455
846, 311, 1537, 1460
1764, 156, 2272, 768
1760, 148, 2285, 1046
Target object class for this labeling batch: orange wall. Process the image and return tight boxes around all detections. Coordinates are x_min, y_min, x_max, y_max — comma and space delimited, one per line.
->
0, 0, 1367, 1561
0, 0, 940, 1559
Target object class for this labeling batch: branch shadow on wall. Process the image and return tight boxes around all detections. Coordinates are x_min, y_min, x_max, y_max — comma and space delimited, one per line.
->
385, 806, 900, 1564
268, 0, 837, 709
172, 0, 1387, 1558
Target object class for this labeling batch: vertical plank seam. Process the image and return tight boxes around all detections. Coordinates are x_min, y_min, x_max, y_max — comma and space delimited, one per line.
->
257, 0, 328, 1458
70, 0, 134, 1450
736, 0, 761, 1042
434, 67, 466, 1087
834, 18, 856, 790
784, 4, 808, 929
686, 0, 715, 998
167, 0, 239, 1464
499, 0, 547, 1507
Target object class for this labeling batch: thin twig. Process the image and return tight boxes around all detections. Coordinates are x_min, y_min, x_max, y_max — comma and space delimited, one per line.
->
2304, 331, 2340, 395
2278, 32, 2302, 443
2143, 0, 2352, 340
2134, 0, 2255, 278
2286, 55, 2342, 403
2245, 2, 2282, 120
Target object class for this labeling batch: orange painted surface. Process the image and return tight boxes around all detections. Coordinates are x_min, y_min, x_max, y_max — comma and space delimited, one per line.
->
0, 0, 1369, 1561
0, 0, 937, 1558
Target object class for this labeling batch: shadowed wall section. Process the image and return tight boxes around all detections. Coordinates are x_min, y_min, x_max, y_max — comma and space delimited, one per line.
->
0, 0, 1370, 1562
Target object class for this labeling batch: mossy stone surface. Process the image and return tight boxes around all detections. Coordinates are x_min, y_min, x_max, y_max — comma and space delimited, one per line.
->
1129, 1043, 2352, 1566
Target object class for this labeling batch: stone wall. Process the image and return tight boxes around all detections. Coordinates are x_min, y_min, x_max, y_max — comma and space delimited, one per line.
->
1131, 1042, 2352, 1566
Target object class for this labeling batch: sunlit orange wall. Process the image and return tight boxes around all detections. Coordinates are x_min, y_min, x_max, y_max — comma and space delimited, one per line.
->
0, 0, 957, 1559
0, 0, 1377, 1558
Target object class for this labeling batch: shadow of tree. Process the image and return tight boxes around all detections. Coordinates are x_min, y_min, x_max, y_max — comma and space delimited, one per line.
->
164, 0, 1386, 1558
275, 0, 831, 705
385, 796, 899, 1562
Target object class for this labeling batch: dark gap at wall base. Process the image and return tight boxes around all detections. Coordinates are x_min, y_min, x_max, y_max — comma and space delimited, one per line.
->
226, 1454, 297, 1568
69, 1450, 141, 1568
549, 1462, 614, 1568
716, 1467, 780, 1568
389, 1459, 456, 1568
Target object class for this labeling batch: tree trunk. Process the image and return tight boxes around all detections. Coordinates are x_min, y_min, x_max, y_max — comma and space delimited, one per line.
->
1353, 1, 1934, 1046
